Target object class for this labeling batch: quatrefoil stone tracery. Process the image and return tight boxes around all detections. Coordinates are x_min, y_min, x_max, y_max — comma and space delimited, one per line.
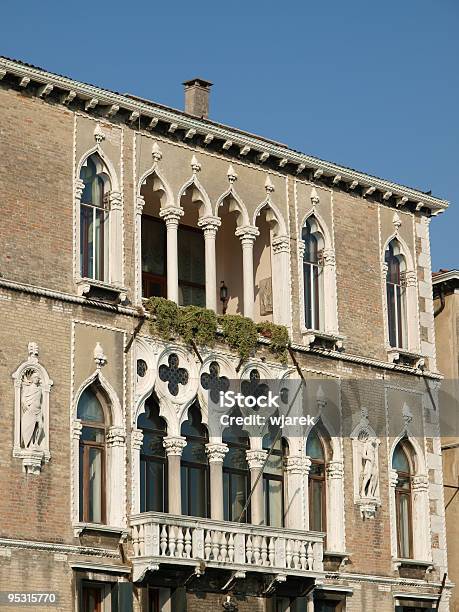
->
241, 369, 269, 402
200, 361, 230, 404
159, 354, 189, 396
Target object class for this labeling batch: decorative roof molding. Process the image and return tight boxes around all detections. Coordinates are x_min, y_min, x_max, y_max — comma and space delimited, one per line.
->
0, 57, 448, 213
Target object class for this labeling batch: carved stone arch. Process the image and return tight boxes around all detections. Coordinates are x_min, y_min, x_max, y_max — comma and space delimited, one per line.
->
132, 337, 157, 425
239, 360, 274, 381
300, 209, 332, 251
215, 187, 250, 226
253, 198, 287, 237
177, 395, 209, 435
389, 431, 427, 476
73, 370, 123, 428
77, 146, 120, 193
197, 353, 236, 419
138, 165, 174, 209
382, 233, 415, 273
178, 175, 212, 218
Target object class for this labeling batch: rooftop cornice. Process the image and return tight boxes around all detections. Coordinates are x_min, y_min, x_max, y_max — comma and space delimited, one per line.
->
432, 269, 459, 285
0, 57, 448, 214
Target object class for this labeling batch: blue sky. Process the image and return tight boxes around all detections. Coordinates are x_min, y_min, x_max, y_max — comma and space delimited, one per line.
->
2, 0, 457, 270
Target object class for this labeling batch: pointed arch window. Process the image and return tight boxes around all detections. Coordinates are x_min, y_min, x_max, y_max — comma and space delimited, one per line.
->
80, 154, 110, 281
180, 402, 210, 518
222, 413, 250, 522
385, 240, 407, 349
78, 387, 107, 524
393, 441, 413, 558
306, 429, 326, 533
262, 431, 288, 527
138, 396, 168, 513
302, 218, 324, 330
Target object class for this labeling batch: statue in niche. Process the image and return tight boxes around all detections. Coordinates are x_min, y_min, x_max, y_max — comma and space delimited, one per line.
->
358, 431, 379, 499
21, 369, 44, 448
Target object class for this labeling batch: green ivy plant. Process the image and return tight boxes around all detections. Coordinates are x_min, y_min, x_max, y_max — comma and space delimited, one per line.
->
144, 298, 289, 363
218, 314, 259, 361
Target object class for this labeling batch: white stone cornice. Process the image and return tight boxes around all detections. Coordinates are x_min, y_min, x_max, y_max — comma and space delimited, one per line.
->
0, 57, 447, 212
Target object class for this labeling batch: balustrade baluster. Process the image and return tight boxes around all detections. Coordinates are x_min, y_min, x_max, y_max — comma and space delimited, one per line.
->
228, 533, 235, 563
184, 528, 192, 558
204, 530, 212, 560
300, 541, 307, 570
169, 525, 177, 557
160, 525, 167, 556
176, 527, 184, 558
307, 542, 314, 570
268, 538, 275, 566
211, 531, 220, 561
261, 536, 268, 566
286, 539, 293, 568
219, 531, 228, 562
246, 535, 253, 564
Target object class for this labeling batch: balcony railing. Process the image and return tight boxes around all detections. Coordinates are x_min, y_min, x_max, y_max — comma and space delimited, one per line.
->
130, 512, 324, 582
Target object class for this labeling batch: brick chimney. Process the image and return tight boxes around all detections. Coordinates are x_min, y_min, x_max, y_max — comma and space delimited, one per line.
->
183, 78, 213, 119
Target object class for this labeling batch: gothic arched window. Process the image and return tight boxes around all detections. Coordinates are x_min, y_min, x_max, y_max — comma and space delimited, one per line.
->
77, 387, 107, 524
181, 402, 210, 518
138, 396, 167, 513
223, 414, 250, 522
306, 429, 326, 533
385, 239, 407, 349
80, 154, 110, 281
302, 217, 324, 330
392, 441, 413, 558
262, 431, 288, 527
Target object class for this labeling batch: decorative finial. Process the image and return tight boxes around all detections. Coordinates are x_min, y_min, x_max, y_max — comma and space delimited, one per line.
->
94, 123, 105, 144
265, 175, 274, 193
94, 342, 107, 369
191, 155, 201, 173
402, 402, 413, 425
392, 212, 402, 231
152, 142, 162, 162
227, 164, 238, 184
27, 342, 39, 364
311, 187, 320, 207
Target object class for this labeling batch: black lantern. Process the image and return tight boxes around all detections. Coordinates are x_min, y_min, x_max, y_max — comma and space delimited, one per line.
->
220, 281, 229, 314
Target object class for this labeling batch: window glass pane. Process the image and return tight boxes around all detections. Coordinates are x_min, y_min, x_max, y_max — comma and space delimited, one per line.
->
189, 467, 207, 517
80, 205, 92, 278
178, 227, 205, 284
89, 447, 102, 523
81, 426, 105, 443
179, 283, 206, 307
142, 218, 166, 276
79, 445, 84, 521
398, 493, 411, 557
309, 479, 324, 532
94, 209, 106, 281
306, 430, 324, 460
77, 389, 105, 422
230, 472, 247, 522
142, 460, 165, 513
304, 263, 312, 328
392, 445, 410, 473
264, 478, 283, 527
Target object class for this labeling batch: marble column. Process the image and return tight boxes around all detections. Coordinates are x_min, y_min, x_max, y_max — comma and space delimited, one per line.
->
197, 216, 221, 311
412, 473, 431, 560
235, 226, 259, 319
135, 195, 145, 302
326, 459, 345, 552
205, 442, 228, 520
163, 435, 187, 515
272, 235, 291, 327
131, 428, 144, 515
159, 206, 184, 304
285, 455, 310, 530
109, 191, 123, 286
246, 449, 267, 525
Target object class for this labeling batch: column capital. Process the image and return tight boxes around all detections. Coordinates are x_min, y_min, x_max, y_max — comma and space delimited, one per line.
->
235, 225, 259, 244
198, 215, 221, 238
131, 428, 144, 450
109, 191, 122, 210
412, 473, 429, 492
72, 419, 83, 440
205, 442, 228, 463
272, 235, 290, 254
298, 239, 306, 259
246, 449, 267, 470
136, 195, 145, 215
74, 178, 85, 199
405, 270, 417, 288
159, 206, 184, 226
322, 248, 336, 266
285, 455, 311, 474
389, 468, 399, 488
163, 435, 187, 457
326, 460, 344, 479
107, 426, 126, 447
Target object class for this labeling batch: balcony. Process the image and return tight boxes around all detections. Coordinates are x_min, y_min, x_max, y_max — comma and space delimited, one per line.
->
130, 512, 324, 588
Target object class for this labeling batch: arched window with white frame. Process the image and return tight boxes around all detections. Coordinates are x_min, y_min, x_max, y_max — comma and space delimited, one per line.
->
392, 440, 413, 558
385, 239, 407, 349
302, 217, 324, 331
79, 154, 111, 282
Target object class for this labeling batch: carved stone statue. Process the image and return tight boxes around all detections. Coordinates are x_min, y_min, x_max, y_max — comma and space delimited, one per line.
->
359, 432, 379, 499
21, 370, 44, 448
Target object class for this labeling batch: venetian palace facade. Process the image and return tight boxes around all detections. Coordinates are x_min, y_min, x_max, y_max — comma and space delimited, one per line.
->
0, 57, 453, 611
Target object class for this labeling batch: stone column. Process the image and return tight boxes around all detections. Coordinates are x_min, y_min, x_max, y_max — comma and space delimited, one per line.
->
246, 449, 267, 525
405, 269, 420, 351
74, 178, 85, 278
159, 206, 184, 304
326, 460, 345, 552
235, 226, 259, 319
106, 426, 126, 527
412, 473, 431, 560
272, 235, 291, 327
205, 442, 228, 520
298, 239, 306, 328
109, 191, 123, 286
286, 456, 310, 530
131, 428, 144, 514
197, 216, 221, 311
135, 195, 145, 303
163, 435, 187, 515
322, 248, 338, 334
